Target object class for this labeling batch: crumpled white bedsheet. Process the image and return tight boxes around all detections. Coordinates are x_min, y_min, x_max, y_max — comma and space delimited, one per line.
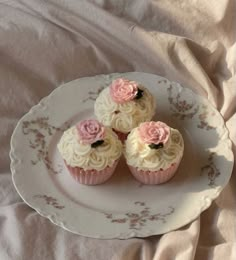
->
0, 0, 235, 259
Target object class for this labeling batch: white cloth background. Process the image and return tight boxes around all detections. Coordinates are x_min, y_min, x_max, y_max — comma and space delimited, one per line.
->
0, 0, 235, 259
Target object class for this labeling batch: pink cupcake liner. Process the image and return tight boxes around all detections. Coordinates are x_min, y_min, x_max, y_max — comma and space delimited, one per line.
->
65, 160, 119, 185
128, 159, 181, 185
112, 129, 129, 143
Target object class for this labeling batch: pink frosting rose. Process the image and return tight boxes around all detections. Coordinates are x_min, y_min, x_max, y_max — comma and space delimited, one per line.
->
76, 119, 105, 144
110, 78, 138, 103
138, 121, 170, 145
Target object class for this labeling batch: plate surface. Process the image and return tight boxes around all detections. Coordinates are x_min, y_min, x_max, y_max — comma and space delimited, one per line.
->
10, 72, 234, 239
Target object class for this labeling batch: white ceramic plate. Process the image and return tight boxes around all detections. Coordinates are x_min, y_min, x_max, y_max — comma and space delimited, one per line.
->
10, 72, 234, 239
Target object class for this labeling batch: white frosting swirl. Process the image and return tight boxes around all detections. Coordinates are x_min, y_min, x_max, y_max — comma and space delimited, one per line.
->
94, 85, 156, 133
124, 127, 184, 171
57, 126, 122, 170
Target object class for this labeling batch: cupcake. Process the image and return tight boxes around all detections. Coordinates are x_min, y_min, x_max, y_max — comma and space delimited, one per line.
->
94, 78, 156, 142
57, 119, 122, 185
124, 121, 184, 184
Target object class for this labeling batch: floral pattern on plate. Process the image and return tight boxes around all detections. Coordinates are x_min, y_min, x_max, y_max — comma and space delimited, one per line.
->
201, 152, 221, 187
167, 84, 215, 130
104, 202, 174, 230
22, 117, 70, 174
34, 195, 65, 209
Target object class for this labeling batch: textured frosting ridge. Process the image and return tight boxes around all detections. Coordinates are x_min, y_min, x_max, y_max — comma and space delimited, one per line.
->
58, 126, 122, 170
124, 127, 184, 171
94, 85, 156, 133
